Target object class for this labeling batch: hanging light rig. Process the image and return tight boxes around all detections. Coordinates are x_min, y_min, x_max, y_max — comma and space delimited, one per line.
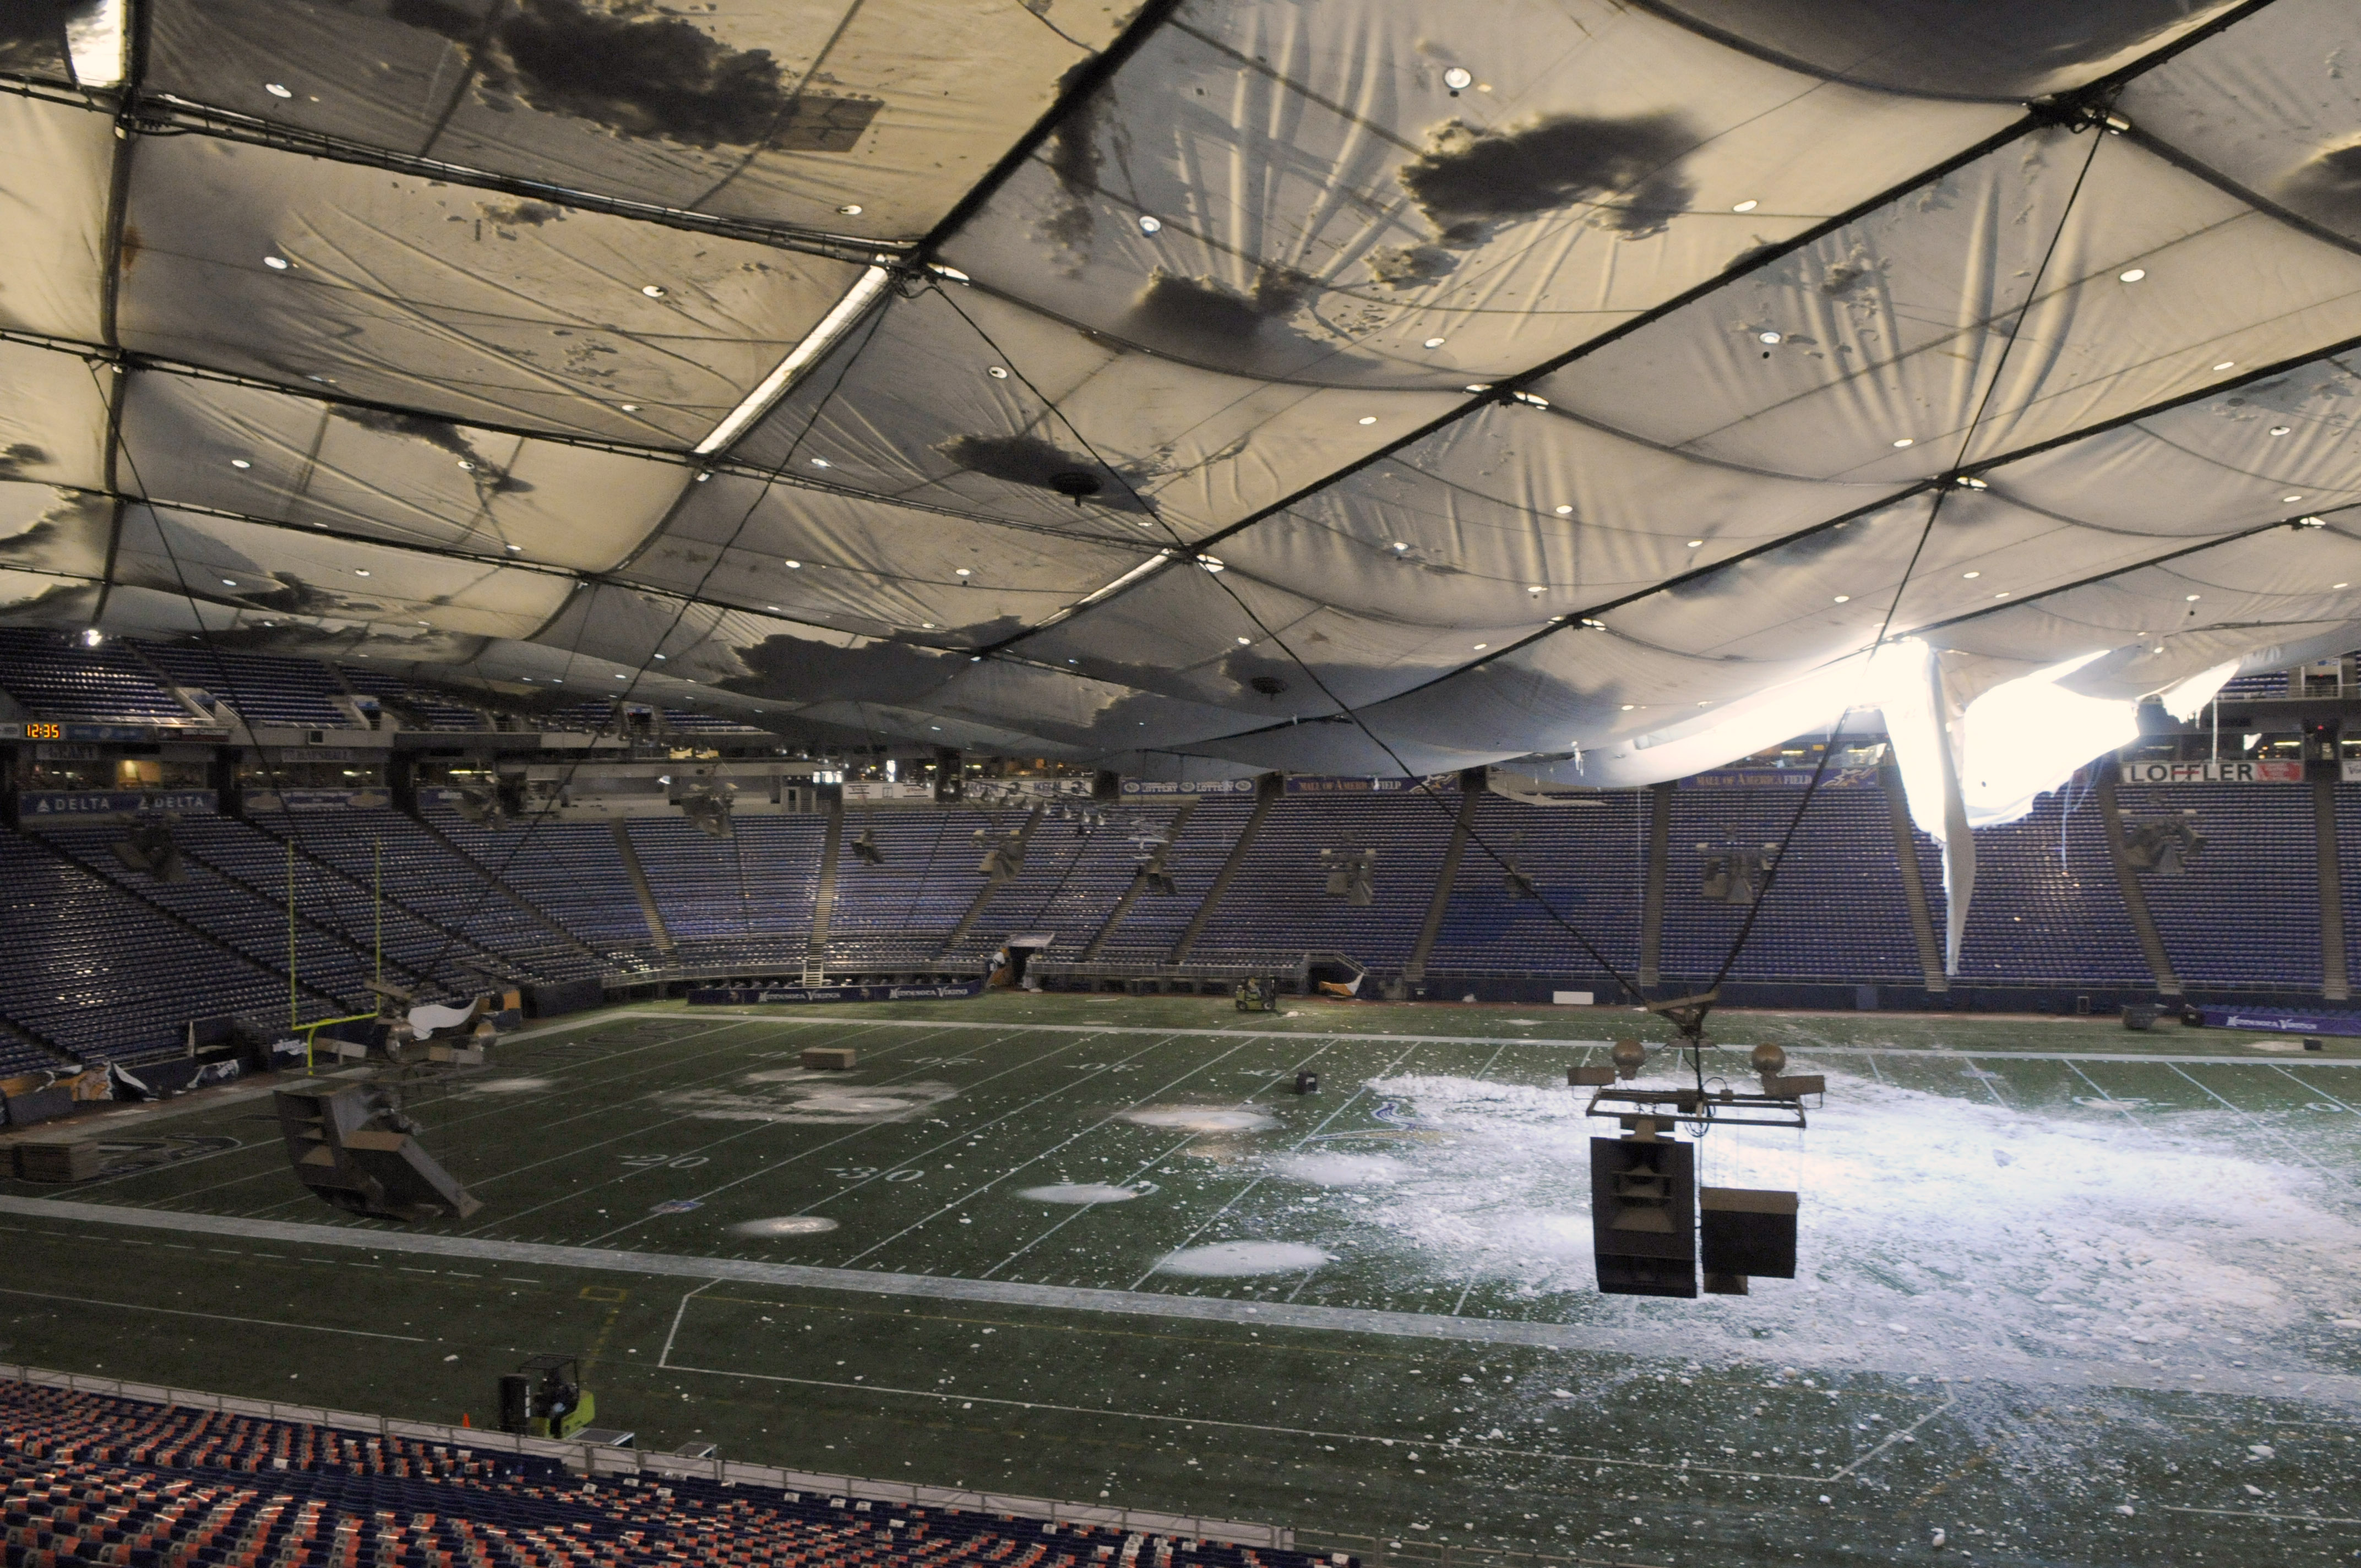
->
1573, 992, 1824, 1298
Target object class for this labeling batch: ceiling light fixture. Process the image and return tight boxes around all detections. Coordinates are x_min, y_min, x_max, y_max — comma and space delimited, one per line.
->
620, 403, 639, 412
785, 559, 802, 568
230, 458, 251, 469
1962, 570, 1980, 579
2118, 268, 2146, 282
955, 567, 973, 576
2270, 426, 2293, 436
693, 263, 895, 457
1443, 66, 1473, 91
1554, 505, 1574, 516
1732, 199, 1758, 213
987, 367, 1009, 379
810, 457, 831, 468
1579, 618, 1606, 629
1833, 595, 1851, 602
1994, 591, 2010, 598
1237, 636, 1252, 645
2214, 361, 2235, 371
221, 578, 237, 587
837, 204, 862, 216
505, 543, 521, 552
1197, 554, 1226, 572
1138, 215, 1162, 235
1358, 415, 1378, 425
2284, 494, 2304, 502
1620, 703, 1635, 710
2336, 584, 2350, 591
353, 568, 370, 576
1891, 437, 1914, 448
641, 284, 666, 297
1471, 642, 1487, 650
1758, 330, 1782, 345
1424, 336, 1447, 349
2185, 594, 2201, 601
263, 255, 290, 270
264, 82, 292, 97
1685, 539, 1702, 548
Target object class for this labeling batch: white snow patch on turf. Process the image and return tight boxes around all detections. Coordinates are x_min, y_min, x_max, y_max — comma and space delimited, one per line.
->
1155, 1241, 1329, 1276
1121, 1107, 1279, 1133
1346, 1070, 2361, 1375
730, 1216, 839, 1238
1018, 1184, 1149, 1205
1274, 1154, 1405, 1187
468, 1078, 554, 1093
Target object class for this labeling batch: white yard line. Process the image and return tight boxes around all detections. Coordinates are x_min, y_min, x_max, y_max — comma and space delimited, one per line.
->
2270, 1064, 2360, 1114
588, 1008, 2361, 1066
493, 1023, 1022, 1242
10, 1194, 2325, 1400
0, 1284, 426, 1342
652, 1352, 1885, 1486
1129, 1038, 1424, 1293
585, 1029, 1156, 1250
833, 1034, 1266, 1268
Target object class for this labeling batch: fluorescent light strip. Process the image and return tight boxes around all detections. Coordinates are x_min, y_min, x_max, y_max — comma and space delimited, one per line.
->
1073, 549, 1176, 608
692, 263, 894, 457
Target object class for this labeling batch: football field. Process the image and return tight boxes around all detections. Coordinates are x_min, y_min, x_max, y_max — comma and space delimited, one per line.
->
6, 994, 2361, 1566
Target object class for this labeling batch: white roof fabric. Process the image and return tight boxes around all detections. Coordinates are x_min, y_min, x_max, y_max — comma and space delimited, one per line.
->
2, 0, 2357, 774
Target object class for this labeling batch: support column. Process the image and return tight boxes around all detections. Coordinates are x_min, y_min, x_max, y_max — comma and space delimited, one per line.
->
2095, 770, 2181, 997
803, 793, 844, 984
939, 804, 1044, 959
1173, 774, 1281, 963
2315, 770, 2349, 1001
1406, 775, 1482, 981
1637, 781, 1672, 989
1082, 797, 1198, 962
1881, 759, 1947, 994
612, 819, 672, 957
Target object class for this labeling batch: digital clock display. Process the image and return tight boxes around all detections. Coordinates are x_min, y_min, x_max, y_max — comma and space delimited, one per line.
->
25, 723, 61, 740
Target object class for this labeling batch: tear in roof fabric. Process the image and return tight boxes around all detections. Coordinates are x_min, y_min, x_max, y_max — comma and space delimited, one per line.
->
2, 0, 2358, 780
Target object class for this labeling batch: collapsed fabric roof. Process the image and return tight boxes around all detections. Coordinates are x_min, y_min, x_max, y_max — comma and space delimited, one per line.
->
3, 0, 2359, 775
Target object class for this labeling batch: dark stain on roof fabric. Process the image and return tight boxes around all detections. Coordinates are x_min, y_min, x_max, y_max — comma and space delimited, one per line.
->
1127, 265, 1314, 346
0, 1, 69, 79
2281, 138, 2361, 240
0, 490, 109, 572
1399, 112, 1696, 244
1035, 67, 1109, 260
0, 444, 50, 482
389, 0, 875, 150
1643, 0, 2216, 99
721, 631, 960, 705
331, 406, 534, 504
935, 434, 1150, 514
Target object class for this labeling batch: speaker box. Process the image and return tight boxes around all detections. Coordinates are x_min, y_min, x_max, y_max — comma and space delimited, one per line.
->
801, 1047, 857, 1070
1591, 1136, 1696, 1298
276, 1084, 481, 1222
1700, 1186, 1797, 1281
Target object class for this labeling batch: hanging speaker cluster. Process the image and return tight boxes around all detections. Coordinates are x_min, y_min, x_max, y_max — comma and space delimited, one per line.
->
111, 816, 186, 882
1318, 847, 1376, 905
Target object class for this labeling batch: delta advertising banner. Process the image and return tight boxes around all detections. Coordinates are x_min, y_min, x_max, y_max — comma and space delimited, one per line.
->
687, 980, 987, 1006
19, 789, 216, 818
2120, 760, 2304, 785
